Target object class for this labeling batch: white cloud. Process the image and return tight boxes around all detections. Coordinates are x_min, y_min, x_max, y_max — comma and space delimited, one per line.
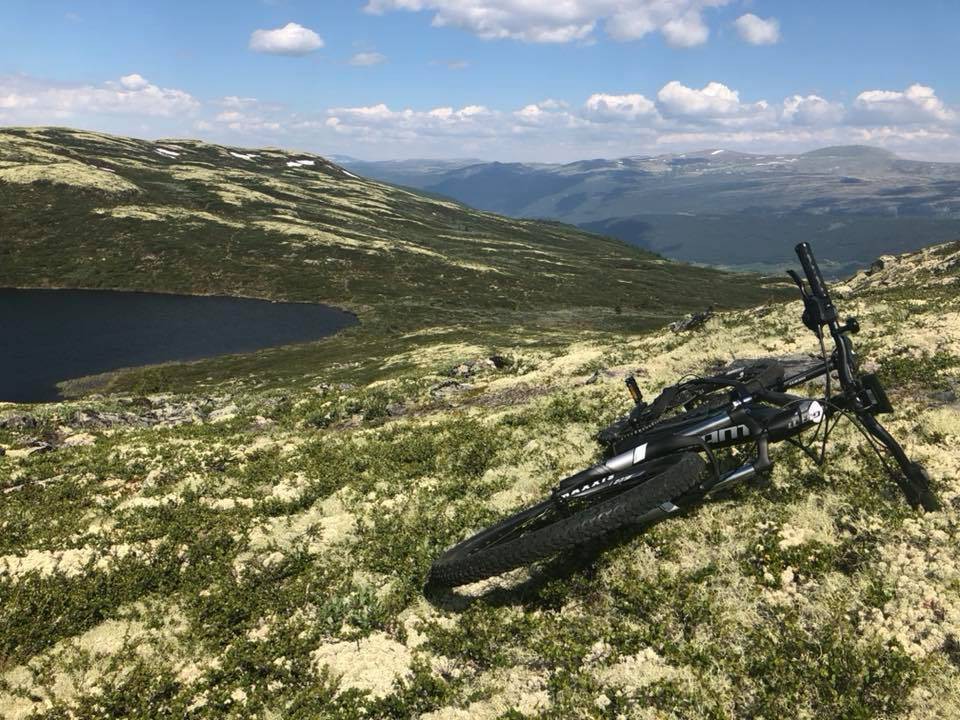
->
364, 1, 730, 46
782, 95, 844, 126
512, 100, 579, 128
656, 80, 769, 122
119, 74, 150, 91
310, 80, 960, 160
660, 11, 710, 47
584, 93, 657, 121
852, 84, 955, 125
249, 22, 324, 55
213, 112, 281, 132
8, 70, 960, 163
0, 74, 199, 120
325, 103, 496, 140
852, 125, 954, 150
734, 13, 780, 45
515, 103, 547, 121
220, 96, 260, 109
350, 52, 387, 66
229, 78, 960, 161
208, 96, 287, 133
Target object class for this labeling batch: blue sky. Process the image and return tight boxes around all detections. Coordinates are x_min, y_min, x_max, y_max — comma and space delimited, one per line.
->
2, 1, 959, 161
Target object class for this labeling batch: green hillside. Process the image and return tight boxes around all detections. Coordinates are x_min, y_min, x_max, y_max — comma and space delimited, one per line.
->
0, 127, 785, 394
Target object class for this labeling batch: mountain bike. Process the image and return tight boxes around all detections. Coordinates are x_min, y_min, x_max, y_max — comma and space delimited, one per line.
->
428, 243, 941, 588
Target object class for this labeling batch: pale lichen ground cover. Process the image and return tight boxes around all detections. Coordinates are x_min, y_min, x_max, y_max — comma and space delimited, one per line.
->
2, 247, 960, 718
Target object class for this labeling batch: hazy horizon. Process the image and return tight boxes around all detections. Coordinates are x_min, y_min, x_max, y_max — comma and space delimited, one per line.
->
3, 2, 960, 162
8, 124, 954, 168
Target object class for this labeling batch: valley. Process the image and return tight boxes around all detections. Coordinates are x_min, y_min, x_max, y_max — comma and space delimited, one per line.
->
346, 146, 960, 275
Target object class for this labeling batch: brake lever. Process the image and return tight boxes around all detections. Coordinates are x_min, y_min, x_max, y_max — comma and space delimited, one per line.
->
786, 269, 822, 334
786, 269, 808, 297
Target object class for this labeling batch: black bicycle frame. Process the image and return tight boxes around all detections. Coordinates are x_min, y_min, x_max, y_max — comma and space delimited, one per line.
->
555, 377, 826, 503
556, 241, 939, 513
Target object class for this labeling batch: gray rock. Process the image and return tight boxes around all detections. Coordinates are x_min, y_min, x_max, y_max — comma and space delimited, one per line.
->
449, 355, 509, 377
68, 409, 125, 429
669, 306, 714, 333
429, 380, 472, 398
343, 413, 363, 428
385, 402, 407, 417
24, 440, 54, 455
585, 370, 603, 385
62, 432, 97, 448
451, 363, 473, 377
0, 413, 38, 430
932, 389, 957, 403
59, 400, 211, 431
584, 368, 625, 385
208, 404, 239, 423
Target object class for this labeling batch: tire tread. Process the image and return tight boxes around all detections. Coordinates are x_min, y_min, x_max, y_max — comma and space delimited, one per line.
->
429, 452, 705, 587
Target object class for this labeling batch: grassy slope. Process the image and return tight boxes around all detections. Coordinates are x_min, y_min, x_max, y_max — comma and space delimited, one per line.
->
0, 126, 786, 396
2, 243, 960, 718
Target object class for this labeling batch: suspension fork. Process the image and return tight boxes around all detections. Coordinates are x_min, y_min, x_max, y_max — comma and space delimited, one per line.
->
856, 411, 941, 511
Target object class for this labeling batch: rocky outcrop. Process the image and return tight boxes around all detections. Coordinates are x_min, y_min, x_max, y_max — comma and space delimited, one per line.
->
669, 306, 715, 333
0, 412, 38, 430
840, 240, 960, 294
448, 355, 509, 378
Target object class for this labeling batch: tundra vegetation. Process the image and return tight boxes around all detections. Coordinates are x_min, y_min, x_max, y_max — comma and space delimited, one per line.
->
1, 128, 960, 718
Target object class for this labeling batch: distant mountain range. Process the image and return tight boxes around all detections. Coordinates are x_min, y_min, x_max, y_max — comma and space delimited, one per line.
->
343, 146, 960, 276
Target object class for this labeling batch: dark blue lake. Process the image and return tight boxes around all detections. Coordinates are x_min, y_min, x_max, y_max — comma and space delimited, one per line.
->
0, 289, 357, 403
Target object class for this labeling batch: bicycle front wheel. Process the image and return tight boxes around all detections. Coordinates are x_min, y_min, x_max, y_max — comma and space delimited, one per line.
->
428, 452, 705, 588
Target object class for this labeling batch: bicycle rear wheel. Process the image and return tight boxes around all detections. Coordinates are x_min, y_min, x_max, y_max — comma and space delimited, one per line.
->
428, 452, 705, 588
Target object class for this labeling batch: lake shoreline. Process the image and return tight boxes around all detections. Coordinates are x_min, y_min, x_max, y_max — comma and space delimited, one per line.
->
0, 284, 362, 321
0, 288, 360, 404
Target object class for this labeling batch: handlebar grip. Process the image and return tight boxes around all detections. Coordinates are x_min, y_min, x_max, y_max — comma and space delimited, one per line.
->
795, 242, 830, 299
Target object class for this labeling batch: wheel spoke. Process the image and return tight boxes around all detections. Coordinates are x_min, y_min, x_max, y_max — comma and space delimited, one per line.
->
473, 505, 557, 552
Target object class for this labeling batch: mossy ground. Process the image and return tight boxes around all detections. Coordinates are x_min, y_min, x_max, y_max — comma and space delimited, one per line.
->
3, 245, 960, 719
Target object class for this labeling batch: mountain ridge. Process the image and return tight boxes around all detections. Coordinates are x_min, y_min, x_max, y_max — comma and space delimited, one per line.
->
344, 145, 960, 275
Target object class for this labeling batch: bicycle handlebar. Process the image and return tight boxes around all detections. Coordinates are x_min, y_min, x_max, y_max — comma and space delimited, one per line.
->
794, 242, 839, 330
795, 242, 830, 300
789, 243, 941, 511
